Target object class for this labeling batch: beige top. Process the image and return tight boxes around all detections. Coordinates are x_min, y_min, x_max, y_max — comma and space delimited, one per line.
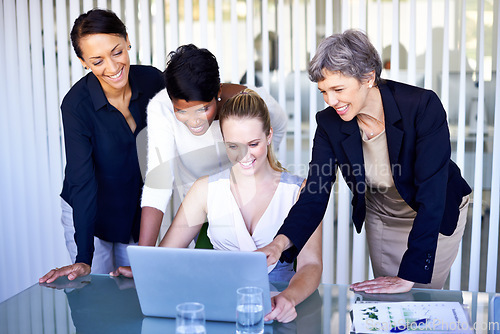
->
361, 130, 394, 189
361, 130, 416, 218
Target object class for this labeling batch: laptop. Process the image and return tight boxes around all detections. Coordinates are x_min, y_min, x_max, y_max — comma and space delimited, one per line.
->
127, 246, 272, 322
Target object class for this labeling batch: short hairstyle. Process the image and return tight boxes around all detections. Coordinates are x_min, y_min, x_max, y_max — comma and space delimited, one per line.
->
70, 9, 127, 59
164, 44, 220, 102
219, 88, 284, 172
308, 29, 382, 85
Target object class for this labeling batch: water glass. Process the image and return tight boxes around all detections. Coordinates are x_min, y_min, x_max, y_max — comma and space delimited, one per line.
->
175, 302, 206, 334
236, 286, 264, 334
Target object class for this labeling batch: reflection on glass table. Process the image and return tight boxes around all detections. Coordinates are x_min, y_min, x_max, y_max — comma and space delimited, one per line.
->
0, 274, 496, 334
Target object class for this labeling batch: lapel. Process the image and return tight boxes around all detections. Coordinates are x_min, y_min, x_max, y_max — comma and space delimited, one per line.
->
340, 119, 365, 188
379, 82, 404, 167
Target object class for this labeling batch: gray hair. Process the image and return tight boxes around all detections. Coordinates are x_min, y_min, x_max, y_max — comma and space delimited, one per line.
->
308, 29, 382, 85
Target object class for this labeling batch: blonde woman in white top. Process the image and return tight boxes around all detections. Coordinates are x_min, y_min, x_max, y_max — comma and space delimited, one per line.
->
113, 89, 321, 323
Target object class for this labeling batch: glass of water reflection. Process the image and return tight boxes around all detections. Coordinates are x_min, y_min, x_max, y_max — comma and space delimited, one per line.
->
236, 287, 264, 334
175, 302, 206, 334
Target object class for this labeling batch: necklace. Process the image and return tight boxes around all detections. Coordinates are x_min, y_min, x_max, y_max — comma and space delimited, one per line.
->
357, 114, 385, 138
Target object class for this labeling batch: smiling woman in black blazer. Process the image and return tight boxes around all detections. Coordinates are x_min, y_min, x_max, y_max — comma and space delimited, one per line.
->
260, 29, 471, 293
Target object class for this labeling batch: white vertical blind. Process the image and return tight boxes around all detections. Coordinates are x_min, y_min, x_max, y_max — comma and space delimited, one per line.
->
184, 0, 193, 43
390, 0, 399, 80
277, 0, 286, 164
246, 0, 255, 87
424, 0, 433, 89
469, 0, 486, 292
170, 0, 179, 49
485, 1, 500, 293
293, 0, 301, 168
407, 0, 416, 86
230, 0, 239, 83
261, 0, 270, 91
199, 0, 208, 48
153, 0, 166, 69
139, 0, 151, 64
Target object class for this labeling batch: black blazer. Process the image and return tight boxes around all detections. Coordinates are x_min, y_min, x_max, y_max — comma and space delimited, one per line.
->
277, 80, 471, 284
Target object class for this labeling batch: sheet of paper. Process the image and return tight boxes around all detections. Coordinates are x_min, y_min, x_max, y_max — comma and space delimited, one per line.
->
351, 301, 473, 333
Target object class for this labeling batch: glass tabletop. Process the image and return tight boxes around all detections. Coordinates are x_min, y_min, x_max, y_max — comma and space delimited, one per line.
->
0, 274, 496, 333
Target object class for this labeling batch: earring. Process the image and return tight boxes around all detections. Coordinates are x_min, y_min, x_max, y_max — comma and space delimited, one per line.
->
128, 45, 132, 49
369, 84, 373, 88
217, 97, 221, 102
84, 66, 88, 70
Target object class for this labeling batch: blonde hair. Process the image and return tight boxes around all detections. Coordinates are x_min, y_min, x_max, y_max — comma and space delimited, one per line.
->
219, 88, 285, 172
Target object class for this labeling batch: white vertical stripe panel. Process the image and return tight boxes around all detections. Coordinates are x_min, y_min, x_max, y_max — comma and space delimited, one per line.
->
468, 0, 485, 292
424, 0, 433, 89
262, 0, 270, 91
17, 0, 45, 284
139, 0, 151, 64
0, 0, 8, 303
199, 0, 208, 48
408, 0, 416, 86
390, 0, 399, 80
246, 0, 255, 87
338, 286, 348, 334
111, 0, 122, 15
445, 0, 460, 290
351, 228, 366, 284
308, 0, 317, 152
338, 0, 351, 286
56, 0, 71, 103
293, 0, 301, 168
42, 0, 65, 269
352, 0, 367, 282
97, 0, 108, 9
485, 2, 500, 293
375, 0, 382, 55
230, 0, 239, 83
170, 0, 179, 50
440, 0, 450, 114
359, 0, 366, 30
185, 0, 193, 43
0, 0, 19, 303
125, 0, 138, 64
83, 0, 93, 12
451, 0, 470, 292
215, 0, 223, 77
336, 178, 350, 284
341, 0, 349, 31
69, 1, 83, 86
30, 0, 63, 280
154, 0, 165, 69
277, 0, 287, 164
325, 0, 333, 36
321, 286, 332, 332
322, 190, 335, 285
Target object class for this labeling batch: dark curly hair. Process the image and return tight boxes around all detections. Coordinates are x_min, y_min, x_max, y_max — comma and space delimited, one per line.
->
164, 44, 220, 102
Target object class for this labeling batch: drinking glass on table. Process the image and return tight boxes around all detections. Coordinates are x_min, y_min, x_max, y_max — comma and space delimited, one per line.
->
236, 286, 264, 334
176, 302, 206, 334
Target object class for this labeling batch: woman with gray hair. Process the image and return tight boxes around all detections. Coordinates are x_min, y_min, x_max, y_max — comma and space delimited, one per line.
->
259, 29, 471, 293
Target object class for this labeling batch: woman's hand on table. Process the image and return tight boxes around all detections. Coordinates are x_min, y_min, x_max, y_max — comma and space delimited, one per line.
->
350, 276, 414, 294
39, 263, 91, 283
110, 266, 133, 278
264, 292, 297, 323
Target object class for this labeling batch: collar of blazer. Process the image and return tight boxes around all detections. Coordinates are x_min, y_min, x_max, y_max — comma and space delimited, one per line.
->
337, 80, 405, 185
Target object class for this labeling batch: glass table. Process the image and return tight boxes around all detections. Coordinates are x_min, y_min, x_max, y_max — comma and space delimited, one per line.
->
0, 274, 497, 333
